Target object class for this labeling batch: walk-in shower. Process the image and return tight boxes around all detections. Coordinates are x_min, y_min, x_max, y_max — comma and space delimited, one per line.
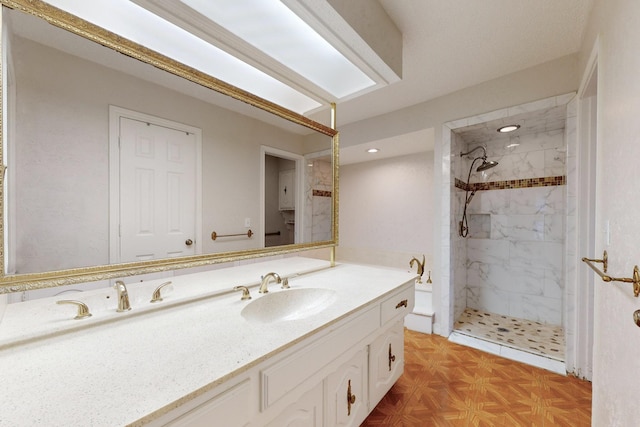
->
458, 145, 498, 237
447, 97, 574, 374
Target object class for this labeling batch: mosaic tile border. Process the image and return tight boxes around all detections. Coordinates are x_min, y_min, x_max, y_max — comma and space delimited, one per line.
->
312, 189, 332, 197
455, 175, 566, 191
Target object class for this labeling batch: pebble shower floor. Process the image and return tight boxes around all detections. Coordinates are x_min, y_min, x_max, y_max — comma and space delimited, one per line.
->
453, 308, 565, 360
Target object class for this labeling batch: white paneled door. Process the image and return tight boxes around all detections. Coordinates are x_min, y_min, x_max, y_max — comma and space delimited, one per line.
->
118, 117, 197, 262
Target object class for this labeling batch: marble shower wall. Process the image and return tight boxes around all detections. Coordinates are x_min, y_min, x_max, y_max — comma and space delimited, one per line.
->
469, 130, 566, 184
463, 130, 566, 325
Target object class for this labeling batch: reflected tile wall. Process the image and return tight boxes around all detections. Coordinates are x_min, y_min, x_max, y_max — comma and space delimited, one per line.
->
311, 195, 332, 241
304, 158, 332, 242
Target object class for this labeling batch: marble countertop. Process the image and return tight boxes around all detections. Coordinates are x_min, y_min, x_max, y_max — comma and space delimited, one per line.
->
0, 258, 416, 426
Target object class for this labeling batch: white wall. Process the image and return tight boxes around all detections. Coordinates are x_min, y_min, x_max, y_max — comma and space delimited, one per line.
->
337, 151, 433, 272
578, 0, 640, 423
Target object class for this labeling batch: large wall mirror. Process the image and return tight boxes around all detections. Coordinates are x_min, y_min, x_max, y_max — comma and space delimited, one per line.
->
0, 0, 338, 293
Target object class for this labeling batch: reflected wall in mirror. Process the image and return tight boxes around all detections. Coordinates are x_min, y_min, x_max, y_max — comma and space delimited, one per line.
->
0, 1, 338, 292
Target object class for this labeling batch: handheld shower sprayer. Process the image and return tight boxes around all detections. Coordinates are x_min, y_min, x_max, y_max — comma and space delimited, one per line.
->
458, 146, 499, 237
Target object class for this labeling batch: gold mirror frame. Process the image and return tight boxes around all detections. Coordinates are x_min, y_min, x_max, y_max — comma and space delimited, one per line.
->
0, 0, 339, 293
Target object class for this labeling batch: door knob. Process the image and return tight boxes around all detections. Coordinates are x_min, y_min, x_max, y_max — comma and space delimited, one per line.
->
185, 239, 193, 246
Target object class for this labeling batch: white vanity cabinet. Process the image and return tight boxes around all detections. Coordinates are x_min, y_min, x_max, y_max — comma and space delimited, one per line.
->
154, 280, 415, 427
1, 260, 419, 426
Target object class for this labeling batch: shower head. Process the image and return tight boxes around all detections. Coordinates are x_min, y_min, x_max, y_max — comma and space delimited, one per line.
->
476, 159, 499, 172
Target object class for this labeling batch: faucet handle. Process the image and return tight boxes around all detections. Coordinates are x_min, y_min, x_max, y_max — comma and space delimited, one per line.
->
150, 281, 173, 303
281, 277, 290, 289
234, 286, 252, 300
56, 300, 92, 320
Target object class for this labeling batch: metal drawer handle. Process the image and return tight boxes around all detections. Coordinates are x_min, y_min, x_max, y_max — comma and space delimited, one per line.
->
395, 299, 408, 309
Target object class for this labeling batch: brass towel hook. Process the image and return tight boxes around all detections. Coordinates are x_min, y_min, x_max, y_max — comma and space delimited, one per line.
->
583, 250, 608, 273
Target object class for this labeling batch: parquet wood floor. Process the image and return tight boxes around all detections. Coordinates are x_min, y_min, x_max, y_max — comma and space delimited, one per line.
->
361, 329, 591, 427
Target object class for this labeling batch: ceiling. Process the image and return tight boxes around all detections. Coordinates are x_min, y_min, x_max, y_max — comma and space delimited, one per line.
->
330, 0, 593, 127
328, 0, 593, 163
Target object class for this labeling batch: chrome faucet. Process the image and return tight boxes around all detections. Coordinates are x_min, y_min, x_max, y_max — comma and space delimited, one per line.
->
114, 280, 131, 312
259, 272, 281, 293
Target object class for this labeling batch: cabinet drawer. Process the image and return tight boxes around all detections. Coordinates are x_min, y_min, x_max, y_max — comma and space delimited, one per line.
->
380, 283, 415, 326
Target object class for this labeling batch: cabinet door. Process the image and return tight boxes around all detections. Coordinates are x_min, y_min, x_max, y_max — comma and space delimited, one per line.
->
266, 382, 322, 427
325, 348, 368, 427
279, 169, 295, 210
369, 320, 404, 408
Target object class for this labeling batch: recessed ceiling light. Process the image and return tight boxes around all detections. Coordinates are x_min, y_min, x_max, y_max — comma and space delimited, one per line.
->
497, 124, 520, 133
367, 148, 380, 153
505, 143, 520, 149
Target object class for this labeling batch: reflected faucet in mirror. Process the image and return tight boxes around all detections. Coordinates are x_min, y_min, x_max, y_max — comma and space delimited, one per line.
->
409, 255, 426, 283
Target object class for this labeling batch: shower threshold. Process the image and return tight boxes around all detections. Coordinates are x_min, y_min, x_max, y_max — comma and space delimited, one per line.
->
449, 308, 566, 375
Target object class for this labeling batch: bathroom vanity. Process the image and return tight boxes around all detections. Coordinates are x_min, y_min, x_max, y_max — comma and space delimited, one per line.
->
0, 258, 415, 426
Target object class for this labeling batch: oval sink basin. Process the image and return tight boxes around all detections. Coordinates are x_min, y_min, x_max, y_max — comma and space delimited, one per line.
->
241, 288, 337, 323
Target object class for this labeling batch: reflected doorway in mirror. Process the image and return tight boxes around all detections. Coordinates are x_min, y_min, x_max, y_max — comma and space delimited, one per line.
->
109, 107, 203, 263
